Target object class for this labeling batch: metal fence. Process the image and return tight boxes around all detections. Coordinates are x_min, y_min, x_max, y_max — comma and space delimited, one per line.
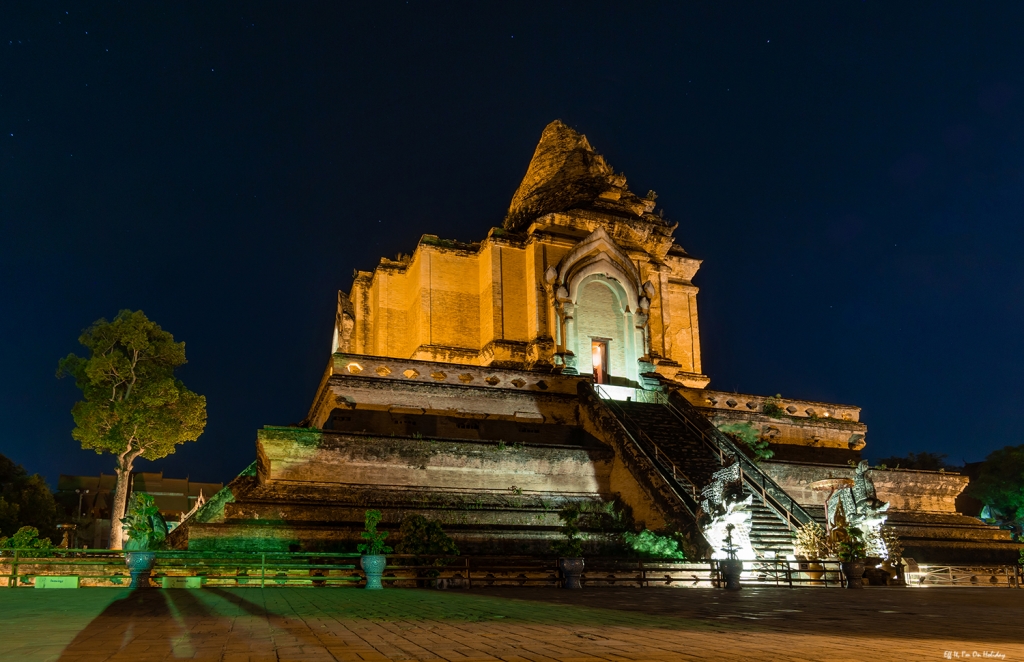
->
906, 564, 1022, 588
2, 550, 1020, 589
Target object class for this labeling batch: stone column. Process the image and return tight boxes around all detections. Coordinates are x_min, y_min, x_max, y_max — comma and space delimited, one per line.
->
562, 301, 578, 374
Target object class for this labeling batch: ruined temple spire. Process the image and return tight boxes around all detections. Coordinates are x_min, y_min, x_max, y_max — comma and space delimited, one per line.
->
504, 120, 659, 231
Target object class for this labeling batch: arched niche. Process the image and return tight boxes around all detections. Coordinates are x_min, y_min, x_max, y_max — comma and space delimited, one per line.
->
569, 274, 640, 386
553, 227, 647, 385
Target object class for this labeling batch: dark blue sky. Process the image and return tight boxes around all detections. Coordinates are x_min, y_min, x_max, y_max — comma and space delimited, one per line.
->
2, 2, 1022, 485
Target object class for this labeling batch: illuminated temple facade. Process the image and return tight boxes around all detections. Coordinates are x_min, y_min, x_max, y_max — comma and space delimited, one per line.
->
171, 121, 1018, 562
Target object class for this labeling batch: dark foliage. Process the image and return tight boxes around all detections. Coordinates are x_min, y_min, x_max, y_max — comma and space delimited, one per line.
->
395, 514, 459, 580
967, 445, 1024, 540
395, 514, 459, 557
551, 505, 585, 558
0, 453, 59, 543
875, 451, 952, 471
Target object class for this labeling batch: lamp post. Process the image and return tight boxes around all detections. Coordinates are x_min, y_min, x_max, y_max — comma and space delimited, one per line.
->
76, 488, 90, 518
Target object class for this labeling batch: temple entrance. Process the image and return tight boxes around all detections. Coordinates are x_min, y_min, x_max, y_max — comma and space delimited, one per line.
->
574, 277, 638, 385
591, 340, 609, 384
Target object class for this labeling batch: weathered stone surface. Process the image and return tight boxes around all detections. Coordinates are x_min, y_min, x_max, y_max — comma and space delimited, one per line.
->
760, 461, 1019, 562
258, 428, 613, 493
505, 120, 661, 230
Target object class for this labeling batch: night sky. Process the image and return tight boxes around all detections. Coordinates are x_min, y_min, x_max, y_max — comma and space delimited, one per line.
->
2, 3, 1023, 486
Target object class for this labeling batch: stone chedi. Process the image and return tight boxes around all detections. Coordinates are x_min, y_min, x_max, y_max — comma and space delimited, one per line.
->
170, 121, 1019, 563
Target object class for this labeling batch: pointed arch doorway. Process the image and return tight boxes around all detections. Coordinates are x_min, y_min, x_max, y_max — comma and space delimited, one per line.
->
572, 274, 639, 386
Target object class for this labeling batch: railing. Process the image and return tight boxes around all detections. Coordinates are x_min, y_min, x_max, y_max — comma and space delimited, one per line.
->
591, 387, 702, 519
598, 383, 811, 532
0, 549, 856, 589
664, 392, 815, 530
906, 564, 1022, 588
600, 396, 700, 499
5, 549, 1019, 589
1, 549, 365, 588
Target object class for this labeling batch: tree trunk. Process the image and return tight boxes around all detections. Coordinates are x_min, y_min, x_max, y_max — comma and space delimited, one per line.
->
108, 462, 134, 550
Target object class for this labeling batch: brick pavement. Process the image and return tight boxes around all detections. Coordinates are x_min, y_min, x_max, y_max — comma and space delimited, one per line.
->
0, 586, 1021, 662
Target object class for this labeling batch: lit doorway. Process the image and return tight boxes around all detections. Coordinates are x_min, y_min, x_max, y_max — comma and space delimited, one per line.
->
591, 340, 609, 384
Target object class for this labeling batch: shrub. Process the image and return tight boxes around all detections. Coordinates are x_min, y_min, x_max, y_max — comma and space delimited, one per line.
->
395, 515, 459, 557
551, 505, 584, 558
395, 515, 459, 578
761, 395, 786, 418
0, 526, 55, 550
623, 529, 686, 559
717, 422, 774, 462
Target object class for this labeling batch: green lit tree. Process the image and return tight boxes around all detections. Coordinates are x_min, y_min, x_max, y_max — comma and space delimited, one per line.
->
57, 310, 206, 549
968, 445, 1024, 540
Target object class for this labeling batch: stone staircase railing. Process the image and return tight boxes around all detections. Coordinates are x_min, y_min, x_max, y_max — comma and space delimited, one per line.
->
595, 385, 815, 533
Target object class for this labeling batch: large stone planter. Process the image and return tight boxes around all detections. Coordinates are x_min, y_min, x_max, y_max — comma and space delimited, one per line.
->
559, 558, 585, 589
361, 554, 387, 590
719, 559, 744, 590
841, 560, 865, 589
125, 551, 156, 589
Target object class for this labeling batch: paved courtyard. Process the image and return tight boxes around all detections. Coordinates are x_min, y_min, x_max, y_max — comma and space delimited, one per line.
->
1, 586, 1021, 662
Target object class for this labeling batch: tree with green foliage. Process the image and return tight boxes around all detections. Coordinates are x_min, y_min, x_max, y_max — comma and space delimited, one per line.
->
0, 453, 60, 544
967, 445, 1024, 540
57, 310, 207, 549
875, 451, 950, 471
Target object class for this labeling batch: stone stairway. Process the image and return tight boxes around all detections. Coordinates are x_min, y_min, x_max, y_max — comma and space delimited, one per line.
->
613, 401, 722, 491
745, 487, 796, 558
609, 400, 795, 558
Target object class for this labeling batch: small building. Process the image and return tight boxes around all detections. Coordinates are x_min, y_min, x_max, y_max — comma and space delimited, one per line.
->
58, 472, 223, 548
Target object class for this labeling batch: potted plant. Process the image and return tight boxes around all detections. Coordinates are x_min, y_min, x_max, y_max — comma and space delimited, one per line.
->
876, 526, 905, 586
357, 510, 392, 590
552, 505, 585, 589
837, 524, 867, 589
121, 493, 168, 588
394, 514, 460, 588
718, 524, 744, 590
794, 521, 832, 585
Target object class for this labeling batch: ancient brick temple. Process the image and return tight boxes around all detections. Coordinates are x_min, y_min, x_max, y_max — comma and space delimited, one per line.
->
171, 121, 1018, 562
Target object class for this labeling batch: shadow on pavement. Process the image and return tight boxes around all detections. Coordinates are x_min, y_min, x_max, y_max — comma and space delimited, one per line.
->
464, 586, 1024, 645
54, 587, 330, 661
56, 589, 178, 661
